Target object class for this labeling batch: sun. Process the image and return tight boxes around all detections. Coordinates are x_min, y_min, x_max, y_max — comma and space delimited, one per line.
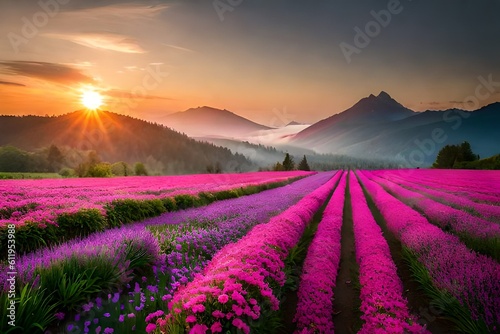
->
81, 90, 103, 110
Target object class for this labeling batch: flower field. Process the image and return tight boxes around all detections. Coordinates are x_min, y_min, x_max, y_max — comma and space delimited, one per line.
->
0, 171, 312, 256
1, 169, 499, 333
0, 171, 312, 228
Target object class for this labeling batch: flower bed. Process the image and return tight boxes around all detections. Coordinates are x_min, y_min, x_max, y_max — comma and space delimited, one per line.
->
350, 172, 426, 334
150, 172, 340, 333
293, 171, 346, 333
357, 171, 500, 332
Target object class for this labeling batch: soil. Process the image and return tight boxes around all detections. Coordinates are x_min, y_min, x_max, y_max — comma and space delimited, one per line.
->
332, 176, 363, 333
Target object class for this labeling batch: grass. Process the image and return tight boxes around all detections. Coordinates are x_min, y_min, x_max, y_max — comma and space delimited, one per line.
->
402, 248, 491, 334
0, 172, 62, 179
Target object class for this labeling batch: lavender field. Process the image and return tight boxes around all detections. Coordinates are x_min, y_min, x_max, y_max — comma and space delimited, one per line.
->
1, 170, 499, 333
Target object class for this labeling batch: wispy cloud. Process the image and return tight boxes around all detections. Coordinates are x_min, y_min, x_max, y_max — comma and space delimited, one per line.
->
0, 80, 26, 87
62, 3, 169, 20
162, 43, 195, 53
104, 89, 174, 101
0, 61, 94, 85
44, 32, 146, 53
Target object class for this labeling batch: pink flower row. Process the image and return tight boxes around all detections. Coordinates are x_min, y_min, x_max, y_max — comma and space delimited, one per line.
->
349, 172, 427, 334
362, 171, 500, 241
378, 169, 500, 205
151, 171, 341, 333
0, 171, 313, 227
370, 170, 500, 222
293, 171, 346, 333
357, 172, 500, 329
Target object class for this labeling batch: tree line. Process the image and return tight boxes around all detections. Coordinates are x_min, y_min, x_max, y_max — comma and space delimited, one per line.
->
272, 153, 311, 171
433, 141, 499, 170
0, 145, 149, 177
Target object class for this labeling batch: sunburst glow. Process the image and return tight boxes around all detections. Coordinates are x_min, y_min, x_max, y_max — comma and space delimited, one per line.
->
81, 90, 103, 110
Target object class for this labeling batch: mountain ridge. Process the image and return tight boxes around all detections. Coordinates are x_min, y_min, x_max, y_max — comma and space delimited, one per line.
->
290, 93, 500, 166
161, 106, 271, 138
0, 110, 253, 174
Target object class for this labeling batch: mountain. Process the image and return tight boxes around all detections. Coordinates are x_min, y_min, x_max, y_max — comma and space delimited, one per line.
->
0, 110, 253, 174
290, 92, 500, 166
285, 121, 305, 126
161, 106, 271, 138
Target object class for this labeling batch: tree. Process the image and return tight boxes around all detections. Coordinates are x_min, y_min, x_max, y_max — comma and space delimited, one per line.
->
214, 161, 222, 174
273, 162, 284, 171
458, 141, 476, 162
111, 161, 132, 176
433, 141, 479, 168
0, 146, 32, 172
433, 145, 458, 169
47, 145, 64, 172
87, 162, 113, 177
298, 155, 311, 171
134, 162, 148, 176
282, 153, 295, 171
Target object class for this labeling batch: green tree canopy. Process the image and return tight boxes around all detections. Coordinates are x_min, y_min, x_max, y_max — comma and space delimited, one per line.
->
111, 161, 133, 176
433, 141, 479, 169
134, 162, 149, 176
47, 144, 64, 172
282, 153, 295, 171
298, 155, 311, 171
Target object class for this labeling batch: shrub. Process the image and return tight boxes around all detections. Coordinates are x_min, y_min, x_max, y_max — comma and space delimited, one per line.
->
161, 197, 177, 212
87, 162, 113, 177
105, 199, 167, 226
56, 209, 107, 241
173, 194, 199, 210
213, 189, 239, 201
197, 192, 216, 205
58, 167, 76, 178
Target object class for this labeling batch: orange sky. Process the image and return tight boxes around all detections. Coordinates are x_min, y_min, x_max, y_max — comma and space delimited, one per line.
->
1, 1, 499, 126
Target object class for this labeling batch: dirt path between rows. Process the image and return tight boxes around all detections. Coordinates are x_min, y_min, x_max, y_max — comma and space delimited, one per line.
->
332, 175, 363, 333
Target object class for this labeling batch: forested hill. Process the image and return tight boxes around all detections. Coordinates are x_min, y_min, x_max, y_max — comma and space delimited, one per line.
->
0, 110, 253, 174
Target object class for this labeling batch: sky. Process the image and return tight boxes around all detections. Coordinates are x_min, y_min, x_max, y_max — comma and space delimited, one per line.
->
0, 0, 499, 126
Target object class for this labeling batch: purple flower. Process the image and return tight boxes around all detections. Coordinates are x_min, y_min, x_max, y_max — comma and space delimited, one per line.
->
54, 312, 65, 321
112, 292, 120, 303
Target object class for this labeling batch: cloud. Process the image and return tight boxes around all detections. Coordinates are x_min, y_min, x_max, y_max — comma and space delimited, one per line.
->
162, 44, 195, 53
0, 61, 94, 85
44, 32, 146, 53
0, 80, 26, 87
424, 100, 465, 106
104, 89, 174, 101
63, 3, 169, 20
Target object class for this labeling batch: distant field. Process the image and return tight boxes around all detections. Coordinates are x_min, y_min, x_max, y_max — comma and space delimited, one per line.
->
0, 172, 62, 179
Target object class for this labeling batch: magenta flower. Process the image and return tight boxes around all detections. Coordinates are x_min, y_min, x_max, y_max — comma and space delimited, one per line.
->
145, 323, 156, 333
217, 294, 229, 304
210, 321, 223, 333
